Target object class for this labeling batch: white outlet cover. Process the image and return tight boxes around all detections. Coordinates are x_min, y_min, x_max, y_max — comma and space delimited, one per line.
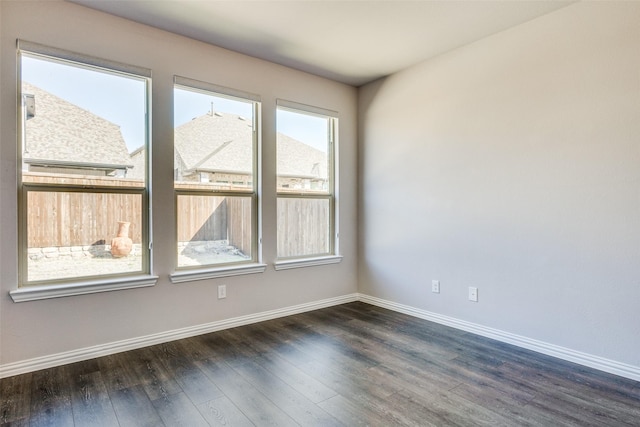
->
468, 286, 478, 302
431, 280, 440, 293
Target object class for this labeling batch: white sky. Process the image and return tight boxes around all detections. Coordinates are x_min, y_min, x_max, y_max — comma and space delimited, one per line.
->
22, 55, 329, 153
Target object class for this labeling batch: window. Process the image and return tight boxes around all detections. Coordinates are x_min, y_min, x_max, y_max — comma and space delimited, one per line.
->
16, 41, 152, 290
173, 77, 260, 274
276, 101, 338, 263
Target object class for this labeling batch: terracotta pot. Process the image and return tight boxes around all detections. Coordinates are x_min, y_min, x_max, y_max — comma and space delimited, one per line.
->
111, 221, 133, 257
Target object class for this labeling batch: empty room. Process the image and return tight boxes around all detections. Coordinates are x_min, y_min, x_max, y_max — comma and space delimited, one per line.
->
1, 1, 639, 425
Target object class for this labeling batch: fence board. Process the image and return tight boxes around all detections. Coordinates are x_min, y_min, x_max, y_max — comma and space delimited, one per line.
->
25, 173, 329, 258
277, 198, 329, 258
227, 197, 252, 256
27, 191, 142, 248
176, 195, 227, 242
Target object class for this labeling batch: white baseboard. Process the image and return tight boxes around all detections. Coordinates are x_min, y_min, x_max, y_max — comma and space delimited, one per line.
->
2, 292, 639, 382
358, 293, 640, 382
0, 293, 359, 379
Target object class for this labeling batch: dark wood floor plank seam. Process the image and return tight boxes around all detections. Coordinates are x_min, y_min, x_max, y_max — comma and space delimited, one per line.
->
28, 366, 74, 427
107, 384, 166, 427
195, 395, 255, 427
250, 351, 339, 404
69, 370, 120, 427
230, 359, 343, 426
151, 391, 210, 427
195, 357, 300, 426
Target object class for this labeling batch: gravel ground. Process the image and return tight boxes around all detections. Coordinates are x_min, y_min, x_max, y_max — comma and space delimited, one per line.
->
28, 244, 248, 282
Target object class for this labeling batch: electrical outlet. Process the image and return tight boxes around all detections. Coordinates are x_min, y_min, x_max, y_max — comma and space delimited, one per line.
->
218, 284, 227, 299
468, 286, 478, 302
431, 280, 440, 293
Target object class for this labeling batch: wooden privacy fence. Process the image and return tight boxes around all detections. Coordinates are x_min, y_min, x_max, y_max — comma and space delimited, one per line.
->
25, 173, 143, 248
176, 194, 252, 256
277, 197, 329, 258
227, 197, 252, 256
26, 173, 328, 257
27, 190, 143, 248
26, 174, 256, 257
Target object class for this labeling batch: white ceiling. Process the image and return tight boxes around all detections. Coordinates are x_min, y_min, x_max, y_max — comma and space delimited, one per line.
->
70, 0, 573, 87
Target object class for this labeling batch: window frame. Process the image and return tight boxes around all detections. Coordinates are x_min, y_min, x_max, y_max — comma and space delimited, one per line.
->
170, 76, 266, 283
274, 100, 342, 269
11, 40, 157, 302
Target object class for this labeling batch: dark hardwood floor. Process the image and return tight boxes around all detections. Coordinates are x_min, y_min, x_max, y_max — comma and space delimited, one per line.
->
2, 302, 639, 426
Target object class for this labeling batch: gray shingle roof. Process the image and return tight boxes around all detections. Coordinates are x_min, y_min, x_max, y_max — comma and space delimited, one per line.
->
175, 112, 253, 174
175, 112, 327, 179
22, 82, 132, 169
277, 133, 327, 179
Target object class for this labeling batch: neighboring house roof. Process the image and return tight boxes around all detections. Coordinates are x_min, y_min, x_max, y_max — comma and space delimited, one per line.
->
22, 82, 133, 170
175, 111, 253, 174
174, 111, 327, 179
277, 133, 327, 179
23, 83, 327, 179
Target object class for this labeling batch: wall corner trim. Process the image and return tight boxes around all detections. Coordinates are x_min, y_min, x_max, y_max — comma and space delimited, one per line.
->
357, 293, 640, 382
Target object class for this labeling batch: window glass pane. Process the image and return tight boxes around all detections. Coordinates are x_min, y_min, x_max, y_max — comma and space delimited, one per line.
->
177, 194, 252, 267
277, 109, 329, 194
277, 197, 330, 258
174, 87, 254, 191
19, 50, 148, 286
174, 84, 257, 269
21, 55, 147, 187
26, 191, 143, 282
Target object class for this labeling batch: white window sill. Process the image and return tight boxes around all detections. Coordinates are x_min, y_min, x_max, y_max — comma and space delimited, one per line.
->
9, 274, 159, 302
274, 255, 343, 271
170, 263, 267, 283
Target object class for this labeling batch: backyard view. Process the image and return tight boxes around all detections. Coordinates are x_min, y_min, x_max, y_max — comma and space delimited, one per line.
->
172, 84, 257, 268
22, 79, 253, 281
20, 52, 149, 284
20, 51, 330, 284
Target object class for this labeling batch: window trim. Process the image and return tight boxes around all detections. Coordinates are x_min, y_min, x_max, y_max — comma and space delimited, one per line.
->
172, 77, 263, 279
275, 100, 340, 262
9, 275, 159, 302
174, 75, 260, 103
18, 40, 152, 78
16, 41, 153, 292
170, 263, 267, 283
274, 255, 343, 271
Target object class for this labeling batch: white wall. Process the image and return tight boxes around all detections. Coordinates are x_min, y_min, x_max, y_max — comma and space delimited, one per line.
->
359, 2, 640, 368
0, 1, 358, 367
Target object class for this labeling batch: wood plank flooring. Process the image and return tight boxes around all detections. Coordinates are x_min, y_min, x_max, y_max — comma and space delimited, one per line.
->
1, 302, 639, 426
